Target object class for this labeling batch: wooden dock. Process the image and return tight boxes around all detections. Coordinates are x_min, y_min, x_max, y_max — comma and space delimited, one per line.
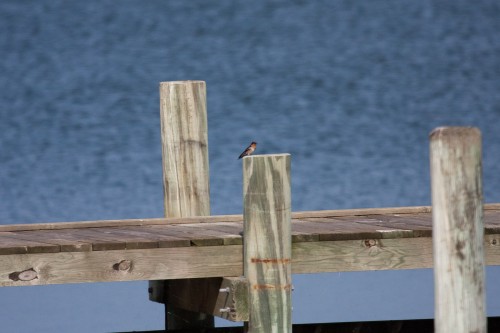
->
1, 204, 500, 287
1, 81, 497, 332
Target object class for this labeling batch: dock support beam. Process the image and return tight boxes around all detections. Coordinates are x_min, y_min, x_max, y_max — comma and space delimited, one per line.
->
243, 154, 292, 333
150, 80, 214, 329
430, 127, 486, 333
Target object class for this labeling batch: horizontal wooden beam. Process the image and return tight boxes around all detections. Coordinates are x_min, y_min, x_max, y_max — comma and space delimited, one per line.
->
2, 204, 499, 233
1, 235, 499, 287
0, 246, 243, 287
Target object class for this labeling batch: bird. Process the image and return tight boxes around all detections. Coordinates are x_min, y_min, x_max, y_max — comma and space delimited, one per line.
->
238, 141, 257, 159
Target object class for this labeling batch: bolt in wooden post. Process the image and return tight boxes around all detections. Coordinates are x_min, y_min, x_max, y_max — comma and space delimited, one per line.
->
243, 154, 292, 333
149, 80, 213, 329
430, 127, 486, 333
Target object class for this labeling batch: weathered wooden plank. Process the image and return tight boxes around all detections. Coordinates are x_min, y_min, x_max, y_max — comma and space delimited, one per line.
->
485, 211, 500, 235
165, 225, 241, 246
0, 211, 498, 257
20, 228, 128, 252
1, 204, 499, 233
292, 220, 361, 241
298, 218, 414, 240
173, 223, 243, 246
88, 227, 162, 250
0, 215, 244, 232
0, 233, 60, 254
0, 215, 240, 232
1, 236, 499, 287
485, 211, 500, 225
0, 245, 244, 287
0, 208, 499, 256
104, 226, 192, 248
7, 230, 92, 252
430, 127, 486, 333
292, 237, 435, 273
292, 234, 500, 273
144, 225, 222, 246
243, 154, 292, 333
67, 229, 127, 251
345, 214, 433, 237
295, 203, 500, 218
291, 206, 431, 218
0, 236, 32, 255
185, 222, 243, 236
290, 222, 320, 243
485, 234, 500, 264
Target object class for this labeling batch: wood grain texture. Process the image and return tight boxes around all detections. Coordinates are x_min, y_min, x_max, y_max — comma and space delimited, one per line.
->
1, 210, 500, 256
0, 232, 61, 254
0, 246, 243, 287
3, 204, 500, 233
215, 277, 249, 322
430, 127, 486, 333
159, 80, 210, 218
157, 80, 213, 328
1, 237, 500, 287
243, 154, 292, 333
293, 237, 434, 273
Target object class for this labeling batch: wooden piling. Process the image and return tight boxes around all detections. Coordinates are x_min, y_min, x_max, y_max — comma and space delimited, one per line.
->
430, 127, 486, 333
243, 154, 292, 333
159, 80, 210, 218
150, 80, 213, 329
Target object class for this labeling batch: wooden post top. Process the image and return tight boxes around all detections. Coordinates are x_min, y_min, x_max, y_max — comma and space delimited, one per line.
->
241, 153, 291, 158
160, 80, 205, 85
429, 126, 481, 140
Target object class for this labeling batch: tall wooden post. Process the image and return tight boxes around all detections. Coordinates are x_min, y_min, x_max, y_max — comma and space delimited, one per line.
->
149, 80, 214, 329
430, 127, 486, 333
243, 154, 292, 333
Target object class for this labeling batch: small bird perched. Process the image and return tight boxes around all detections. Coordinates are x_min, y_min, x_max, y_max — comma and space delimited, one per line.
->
238, 141, 257, 159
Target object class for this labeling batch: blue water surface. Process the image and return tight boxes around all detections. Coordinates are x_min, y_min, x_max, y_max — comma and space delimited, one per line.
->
0, 1, 499, 332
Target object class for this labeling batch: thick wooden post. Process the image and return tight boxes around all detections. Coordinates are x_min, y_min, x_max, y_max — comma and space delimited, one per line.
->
243, 154, 292, 333
159, 80, 210, 218
430, 127, 486, 333
149, 80, 213, 329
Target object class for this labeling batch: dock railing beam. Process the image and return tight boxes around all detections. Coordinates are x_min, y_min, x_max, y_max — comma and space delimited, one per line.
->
149, 80, 214, 330
430, 127, 486, 333
243, 154, 292, 333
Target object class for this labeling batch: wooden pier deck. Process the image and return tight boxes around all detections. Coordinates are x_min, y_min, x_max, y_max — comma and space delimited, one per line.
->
0, 81, 497, 331
1, 204, 500, 287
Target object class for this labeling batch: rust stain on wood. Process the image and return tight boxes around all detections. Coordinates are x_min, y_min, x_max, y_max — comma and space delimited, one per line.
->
252, 283, 292, 290
250, 258, 291, 264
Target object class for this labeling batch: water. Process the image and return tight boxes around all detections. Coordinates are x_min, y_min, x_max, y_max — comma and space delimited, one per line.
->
0, 0, 499, 332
